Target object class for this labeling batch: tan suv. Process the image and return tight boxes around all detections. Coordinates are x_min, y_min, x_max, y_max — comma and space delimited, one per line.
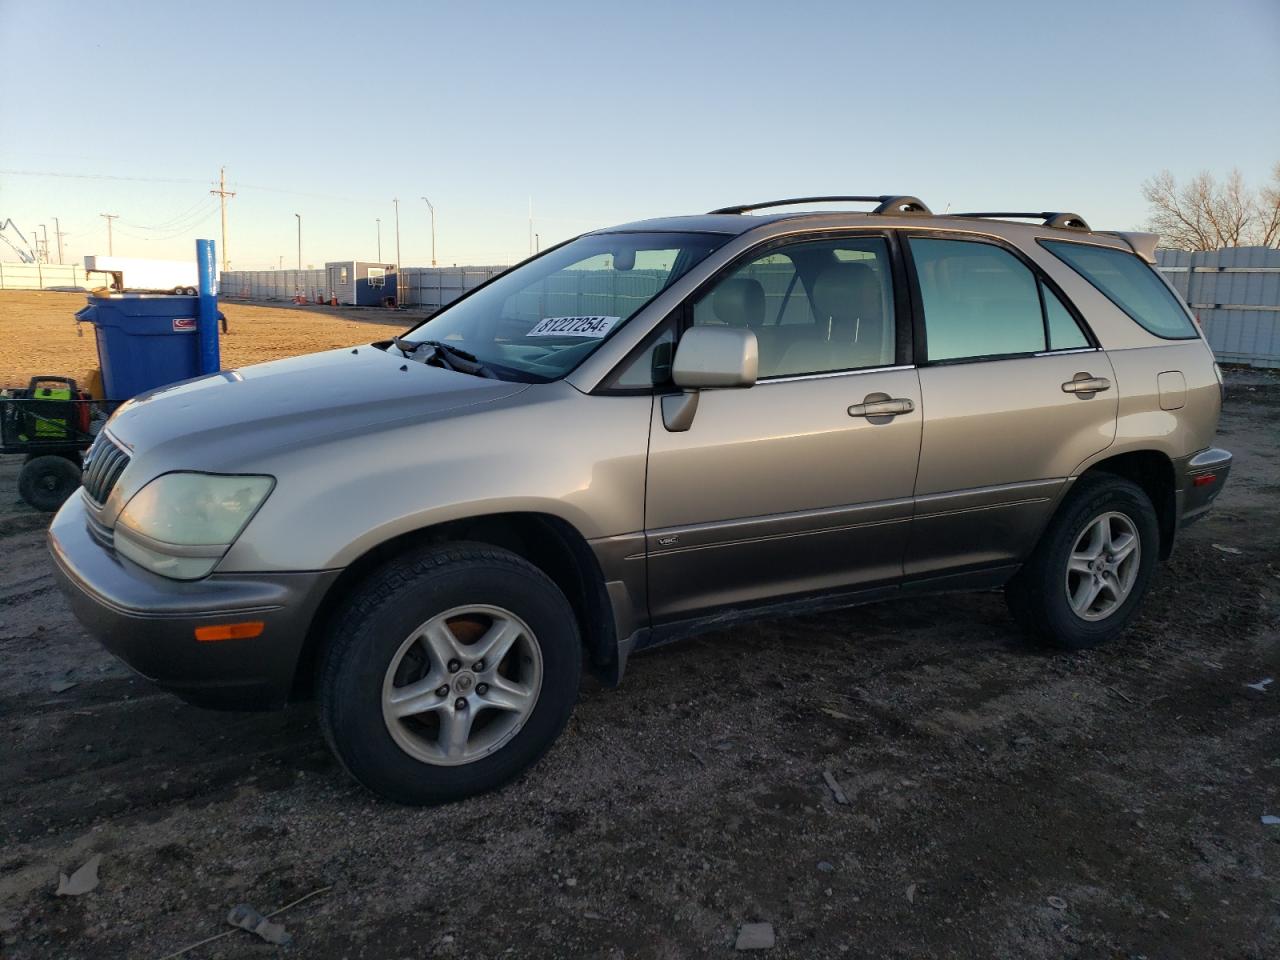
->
49, 195, 1232, 804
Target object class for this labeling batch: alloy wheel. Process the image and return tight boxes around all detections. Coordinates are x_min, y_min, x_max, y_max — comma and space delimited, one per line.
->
381, 604, 543, 766
1065, 511, 1141, 621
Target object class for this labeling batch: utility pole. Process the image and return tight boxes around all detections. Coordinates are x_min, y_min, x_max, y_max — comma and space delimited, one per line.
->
294, 213, 302, 270
278, 255, 283, 269
393, 198, 401, 287
100, 213, 118, 255
420, 197, 437, 266
376, 218, 382, 261
53, 217, 65, 264
39, 224, 49, 263
210, 166, 236, 271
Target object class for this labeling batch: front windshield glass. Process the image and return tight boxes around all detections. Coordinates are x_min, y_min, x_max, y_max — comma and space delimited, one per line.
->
400, 231, 730, 381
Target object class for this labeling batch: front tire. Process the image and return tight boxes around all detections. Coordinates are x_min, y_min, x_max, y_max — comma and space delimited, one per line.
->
317, 543, 581, 804
1006, 474, 1159, 649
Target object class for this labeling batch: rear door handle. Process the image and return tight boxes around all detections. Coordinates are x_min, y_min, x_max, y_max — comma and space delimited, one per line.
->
848, 395, 914, 418
1062, 373, 1111, 396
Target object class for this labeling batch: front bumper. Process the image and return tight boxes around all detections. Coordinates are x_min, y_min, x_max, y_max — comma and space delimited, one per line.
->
1175, 447, 1233, 530
48, 495, 340, 710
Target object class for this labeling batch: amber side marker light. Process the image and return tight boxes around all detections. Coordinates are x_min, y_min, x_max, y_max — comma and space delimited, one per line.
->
195, 621, 265, 642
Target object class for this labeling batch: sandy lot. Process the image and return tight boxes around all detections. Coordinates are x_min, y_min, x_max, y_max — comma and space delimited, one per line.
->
0, 292, 1276, 958
0, 290, 412, 390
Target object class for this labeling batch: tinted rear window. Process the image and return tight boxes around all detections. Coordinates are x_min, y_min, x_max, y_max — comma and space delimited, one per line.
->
1041, 240, 1198, 340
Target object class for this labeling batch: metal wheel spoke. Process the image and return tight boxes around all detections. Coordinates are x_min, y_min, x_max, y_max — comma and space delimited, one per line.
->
387, 676, 447, 718
1073, 576, 1102, 613
438, 706, 475, 759
471, 617, 522, 667
1101, 571, 1123, 600
1081, 519, 1106, 558
478, 674, 535, 714
1068, 553, 1094, 575
1110, 532, 1137, 563
422, 621, 465, 666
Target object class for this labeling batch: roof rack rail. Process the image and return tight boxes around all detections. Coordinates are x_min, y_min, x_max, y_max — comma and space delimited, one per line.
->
952, 211, 1092, 231
708, 195, 932, 216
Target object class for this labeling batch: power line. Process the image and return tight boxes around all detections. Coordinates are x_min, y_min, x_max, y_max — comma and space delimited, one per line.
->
113, 200, 219, 238
112, 206, 218, 243
120, 195, 217, 231
3, 169, 205, 185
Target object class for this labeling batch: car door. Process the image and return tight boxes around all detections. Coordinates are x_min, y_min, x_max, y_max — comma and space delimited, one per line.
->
903, 234, 1118, 578
641, 234, 923, 624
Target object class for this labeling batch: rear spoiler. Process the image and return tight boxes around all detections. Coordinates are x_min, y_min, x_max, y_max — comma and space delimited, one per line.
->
1102, 231, 1159, 264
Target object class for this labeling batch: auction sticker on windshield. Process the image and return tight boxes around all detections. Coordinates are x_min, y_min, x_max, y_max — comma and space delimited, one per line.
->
526, 316, 620, 338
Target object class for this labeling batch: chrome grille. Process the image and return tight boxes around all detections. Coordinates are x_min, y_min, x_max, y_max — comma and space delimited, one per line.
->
81, 432, 131, 505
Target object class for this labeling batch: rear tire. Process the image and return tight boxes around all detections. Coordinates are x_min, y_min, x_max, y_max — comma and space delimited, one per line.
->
18, 455, 82, 512
1006, 474, 1159, 650
317, 542, 581, 805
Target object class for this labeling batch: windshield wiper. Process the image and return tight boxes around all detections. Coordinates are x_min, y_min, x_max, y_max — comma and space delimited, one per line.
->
393, 337, 496, 378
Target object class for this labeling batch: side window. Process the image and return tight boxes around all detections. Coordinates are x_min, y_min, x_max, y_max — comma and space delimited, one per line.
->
691, 237, 896, 378
909, 238, 1045, 361
692, 253, 810, 328
1041, 240, 1198, 339
1042, 283, 1089, 349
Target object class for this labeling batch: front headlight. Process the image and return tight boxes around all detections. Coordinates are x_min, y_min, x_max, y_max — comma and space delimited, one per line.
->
114, 473, 274, 580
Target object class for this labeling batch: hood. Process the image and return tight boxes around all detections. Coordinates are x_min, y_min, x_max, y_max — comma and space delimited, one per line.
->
105, 345, 529, 468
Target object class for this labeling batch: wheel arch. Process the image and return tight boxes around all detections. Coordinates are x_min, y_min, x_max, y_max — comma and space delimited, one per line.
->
1078, 449, 1177, 559
291, 511, 617, 700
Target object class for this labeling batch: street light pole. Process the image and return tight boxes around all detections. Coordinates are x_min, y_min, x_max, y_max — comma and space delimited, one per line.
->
420, 197, 436, 266
393, 198, 402, 294
53, 217, 64, 264
376, 218, 382, 261
294, 213, 302, 269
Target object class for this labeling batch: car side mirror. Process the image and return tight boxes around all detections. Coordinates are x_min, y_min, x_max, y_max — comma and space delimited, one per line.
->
663, 327, 758, 432
671, 326, 758, 389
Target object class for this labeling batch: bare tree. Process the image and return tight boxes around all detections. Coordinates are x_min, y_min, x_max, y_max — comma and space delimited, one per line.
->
1258, 161, 1280, 248
1142, 165, 1280, 250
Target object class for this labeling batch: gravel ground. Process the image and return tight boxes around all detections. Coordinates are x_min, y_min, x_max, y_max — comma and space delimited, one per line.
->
0, 364, 1276, 959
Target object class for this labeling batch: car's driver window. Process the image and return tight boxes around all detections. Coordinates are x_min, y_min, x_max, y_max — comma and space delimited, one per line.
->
692, 238, 895, 378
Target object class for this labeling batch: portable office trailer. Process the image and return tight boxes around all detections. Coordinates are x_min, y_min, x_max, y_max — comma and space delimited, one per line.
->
324, 261, 397, 306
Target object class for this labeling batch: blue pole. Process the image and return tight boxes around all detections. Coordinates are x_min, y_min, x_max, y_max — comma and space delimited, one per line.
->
195, 238, 220, 374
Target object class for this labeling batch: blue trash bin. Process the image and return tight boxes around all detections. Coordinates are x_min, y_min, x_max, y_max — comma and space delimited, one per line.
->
75, 294, 210, 401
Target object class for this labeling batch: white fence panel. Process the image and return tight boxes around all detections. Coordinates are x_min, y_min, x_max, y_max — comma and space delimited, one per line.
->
1158, 246, 1280, 369
0, 263, 105, 291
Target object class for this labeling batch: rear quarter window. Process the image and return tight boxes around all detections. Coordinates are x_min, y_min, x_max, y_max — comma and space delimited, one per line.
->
1041, 240, 1198, 340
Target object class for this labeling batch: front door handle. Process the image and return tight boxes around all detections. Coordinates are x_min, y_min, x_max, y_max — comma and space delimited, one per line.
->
848, 394, 914, 418
1062, 373, 1112, 396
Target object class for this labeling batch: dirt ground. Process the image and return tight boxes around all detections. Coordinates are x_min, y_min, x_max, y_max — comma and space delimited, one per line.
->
0, 292, 1277, 957
0, 290, 412, 390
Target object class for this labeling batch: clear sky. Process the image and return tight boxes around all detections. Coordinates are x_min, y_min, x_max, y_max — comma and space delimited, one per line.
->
2, 0, 1277, 270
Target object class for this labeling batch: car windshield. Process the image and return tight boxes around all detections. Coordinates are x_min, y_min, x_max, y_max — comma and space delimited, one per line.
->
397, 231, 731, 381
